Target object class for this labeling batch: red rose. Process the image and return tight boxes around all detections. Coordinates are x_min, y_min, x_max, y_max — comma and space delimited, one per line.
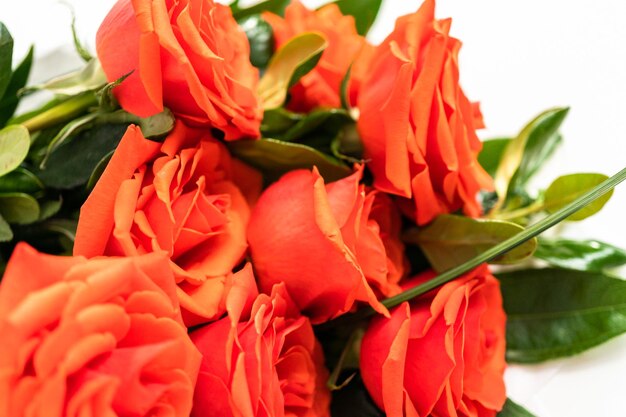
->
247, 166, 407, 323
360, 265, 507, 417
263, 0, 369, 111
190, 279, 330, 417
75, 122, 261, 326
0, 244, 201, 417
97, 0, 262, 140
357, 0, 493, 225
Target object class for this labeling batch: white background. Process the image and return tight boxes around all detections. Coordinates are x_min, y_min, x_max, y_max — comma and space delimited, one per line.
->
3, 1, 626, 416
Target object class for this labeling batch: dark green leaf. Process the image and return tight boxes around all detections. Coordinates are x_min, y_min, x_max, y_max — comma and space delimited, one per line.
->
330, 372, 384, 417
404, 214, 537, 273
86, 150, 114, 191
0, 167, 43, 194
0, 192, 40, 224
0, 213, 12, 242
512, 133, 563, 191
281, 108, 351, 142
333, 0, 383, 36
544, 173, 612, 221
0, 23, 14, 100
497, 398, 537, 417
0, 125, 30, 176
0, 46, 33, 126
478, 138, 511, 178
240, 15, 274, 69
535, 238, 626, 272
228, 138, 351, 182
340, 63, 353, 110
499, 268, 626, 363
261, 108, 303, 136
258, 32, 327, 109
232, 0, 290, 20
34, 123, 127, 189
42, 219, 77, 242
38, 196, 62, 221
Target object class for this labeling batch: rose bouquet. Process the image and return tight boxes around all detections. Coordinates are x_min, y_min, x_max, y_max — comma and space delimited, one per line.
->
0, 1, 625, 416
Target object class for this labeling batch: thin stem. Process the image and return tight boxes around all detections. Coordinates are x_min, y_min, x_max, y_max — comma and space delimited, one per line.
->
20, 92, 97, 132
490, 200, 545, 221
322, 165, 626, 329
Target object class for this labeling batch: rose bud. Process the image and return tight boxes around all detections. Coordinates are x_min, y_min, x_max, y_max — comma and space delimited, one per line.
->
263, 0, 371, 111
97, 0, 262, 140
75, 122, 261, 326
247, 166, 407, 323
190, 282, 331, 417
357, 0, 493, 225
0, 243, 201, 417
360, 265, 507, 417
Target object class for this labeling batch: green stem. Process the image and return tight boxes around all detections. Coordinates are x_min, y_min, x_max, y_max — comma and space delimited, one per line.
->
322, 165, 626, 329
490, 200, 545, 221
20, 92, 97, 132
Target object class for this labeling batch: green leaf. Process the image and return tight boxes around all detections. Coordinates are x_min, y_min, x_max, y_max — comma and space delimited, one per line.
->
478, 138, 511, 178
0, 192, 40, 224
0, 46, 34, 126
228, 138, 351, 182
71, 13, 92, 62
0, 22, 14, 100
493, 108, 569, 209
404, 214, 537, 273
240, 15, 274, 69
544, 173, 612, 221
535, 238, 626, 272
261, 108, 303, 136
0, 167, 44, 194
86, 150, 114, 191
333, 0, 383, 36
340, 64, 353, 110
0, 125, 30, 176
0, 213, 12, 242
231, 0, 290, 20
258, 32, 327, 109
34, 123, 127, 189
281, 108, 351, 142
22, 58, 106, 96
38, 196, 63, 221
512, 133, 563, 191
499, 268, 626, 363
497, 398, 537, 417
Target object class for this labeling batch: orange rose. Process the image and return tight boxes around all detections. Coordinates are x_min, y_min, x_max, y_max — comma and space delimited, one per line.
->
0, 243, 201, 417
97, 0, 262, 140
360, 265, 507, 417
247, 166, 406, 323
263, 0, 369, 111
357, 0, 493, 225
75, 122, 261, 326
190, 281, 330, 417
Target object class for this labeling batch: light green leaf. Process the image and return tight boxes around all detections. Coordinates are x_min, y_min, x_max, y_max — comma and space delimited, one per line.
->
333, 0, 383, 36
228, 138, 351, 183
23, 58, 106, 96
258, 32, 327, 109
497, 398, 537, 417
500, 268, 626, 363
0, 167, 43, 194
0, 22, 14, 99
0, 192, 40, 224
493, 108, 569, 209
478, 138, 511, 178
544, 173, 612, 221
404, 214, 537, 273
0, 213, 12, 242
0, 45, 34, 126
535, 238, 626, 272
0, 125, 30, 177
240, 15, 274, 69
231, 0, 290, 20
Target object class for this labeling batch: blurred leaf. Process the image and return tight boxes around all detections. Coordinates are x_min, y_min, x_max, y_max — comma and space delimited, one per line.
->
497, 398, 537, 417
493, 108, 569, 209
228, 138, 351, 182
38, 196, 62, 221
231, 0, 290, 20
258, 32, 327, 109
240, 15, 274, 69
544, 173, 612, 221
71, 13, 92, 62
23, 58, 106, 96
261, 108, 303, 136
0, 192, 40, 224
34, 123, 127, 189
0, 46, 34, 126
281, 108, 351, 142
478, 138, 510, 178
86, 150, 114, 191
43, 218, 77, 242
0, 22, 14, 99
500, 268, 626, 363
535, 238, 626, 272
405, 214, 537, 273
340, 64, 352, 110
330, 371, 384, 417
0, 125, 30, 176
0, 214, 12, 242
0, 167, 43, 194
333, 0, 383, 35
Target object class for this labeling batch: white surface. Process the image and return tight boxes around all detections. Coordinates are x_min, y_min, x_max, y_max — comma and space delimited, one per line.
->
3, 1, 626, 416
